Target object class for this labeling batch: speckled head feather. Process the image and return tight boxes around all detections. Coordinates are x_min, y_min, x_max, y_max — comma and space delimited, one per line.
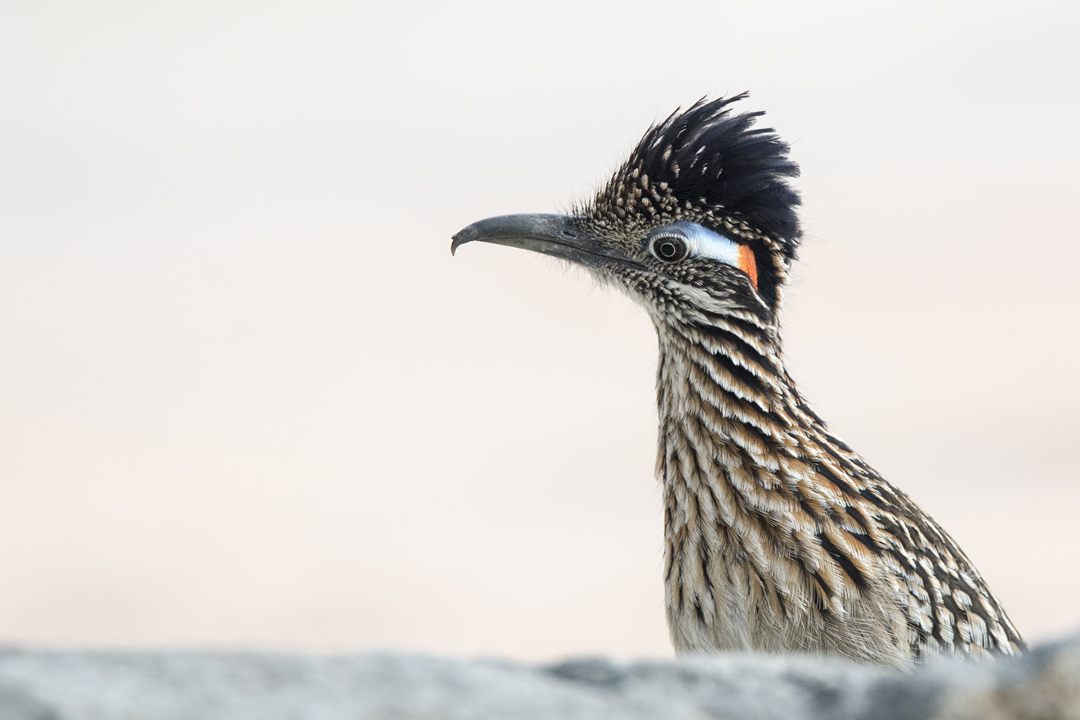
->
582, 94, 801, 310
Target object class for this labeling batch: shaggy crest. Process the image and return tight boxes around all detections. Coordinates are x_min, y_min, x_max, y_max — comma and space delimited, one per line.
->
586, 94, 802, 265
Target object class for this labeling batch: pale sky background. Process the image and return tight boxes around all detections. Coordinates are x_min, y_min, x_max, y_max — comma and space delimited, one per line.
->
0, 0, 1078, 660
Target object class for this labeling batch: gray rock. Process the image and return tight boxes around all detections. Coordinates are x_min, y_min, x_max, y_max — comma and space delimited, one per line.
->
0, 635, 1076, 720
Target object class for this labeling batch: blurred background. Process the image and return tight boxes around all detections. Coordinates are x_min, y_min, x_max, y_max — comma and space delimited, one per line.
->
0, 0, 1078, 660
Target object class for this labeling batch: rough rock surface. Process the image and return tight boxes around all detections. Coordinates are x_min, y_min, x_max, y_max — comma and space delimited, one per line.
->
0, 635, 1076, 720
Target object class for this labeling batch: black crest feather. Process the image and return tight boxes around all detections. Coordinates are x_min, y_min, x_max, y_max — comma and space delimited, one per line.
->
595, 94, 802, 265
642, 95, 800, 248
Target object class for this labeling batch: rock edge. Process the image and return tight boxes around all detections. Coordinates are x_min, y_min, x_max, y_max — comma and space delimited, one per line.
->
0, 634, 1076, 720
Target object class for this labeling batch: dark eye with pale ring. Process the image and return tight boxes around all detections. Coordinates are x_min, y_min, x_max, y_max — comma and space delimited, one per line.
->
651, 236, 688, 262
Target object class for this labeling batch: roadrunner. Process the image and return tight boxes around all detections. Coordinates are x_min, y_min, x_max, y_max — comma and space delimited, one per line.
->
451, 95, 1024, 666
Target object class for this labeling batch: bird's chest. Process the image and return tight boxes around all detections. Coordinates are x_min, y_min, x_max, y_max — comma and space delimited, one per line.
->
660, 471, 913, 665
663, 515, 792, 654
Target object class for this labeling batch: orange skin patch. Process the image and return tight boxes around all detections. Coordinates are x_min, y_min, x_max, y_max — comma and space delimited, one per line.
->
738, 245, 758, 289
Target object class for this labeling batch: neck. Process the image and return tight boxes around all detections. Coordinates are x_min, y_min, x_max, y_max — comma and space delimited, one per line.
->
651, 310, 907, 660
653, 308, 807, 574
654, 311, 811, 468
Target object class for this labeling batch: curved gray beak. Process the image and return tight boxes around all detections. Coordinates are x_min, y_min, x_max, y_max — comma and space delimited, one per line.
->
451, 214, 621, 266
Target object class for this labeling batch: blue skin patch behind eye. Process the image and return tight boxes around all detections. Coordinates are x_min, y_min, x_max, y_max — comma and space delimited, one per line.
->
661, 221, 741, 267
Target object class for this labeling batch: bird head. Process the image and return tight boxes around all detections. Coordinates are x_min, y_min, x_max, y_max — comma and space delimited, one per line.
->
452, 95, 801, 337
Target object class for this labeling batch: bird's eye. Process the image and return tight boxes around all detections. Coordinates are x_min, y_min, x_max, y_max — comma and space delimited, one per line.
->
651, 236, 688, 263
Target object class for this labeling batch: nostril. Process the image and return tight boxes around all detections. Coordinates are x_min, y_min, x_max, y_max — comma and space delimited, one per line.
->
560, 229, 578, 239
